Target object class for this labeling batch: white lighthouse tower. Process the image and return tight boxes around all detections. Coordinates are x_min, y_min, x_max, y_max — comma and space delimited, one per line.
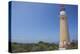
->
59, 5, 70, 49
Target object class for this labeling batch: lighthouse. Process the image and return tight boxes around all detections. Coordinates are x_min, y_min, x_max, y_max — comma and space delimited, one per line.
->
59, 5, 70, 49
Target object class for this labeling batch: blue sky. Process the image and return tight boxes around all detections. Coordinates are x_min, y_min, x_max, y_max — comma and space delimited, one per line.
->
11, 1, 78, 43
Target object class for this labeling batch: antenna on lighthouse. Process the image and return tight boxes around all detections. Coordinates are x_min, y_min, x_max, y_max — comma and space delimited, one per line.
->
60, 5, 65, 11
60, 5, 66, 16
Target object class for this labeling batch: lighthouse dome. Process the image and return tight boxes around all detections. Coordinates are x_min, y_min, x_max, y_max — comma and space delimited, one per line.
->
60, 11, 66, 15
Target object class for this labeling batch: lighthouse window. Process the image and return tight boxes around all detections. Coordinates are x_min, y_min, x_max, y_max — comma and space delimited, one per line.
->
62, 17, 64, 20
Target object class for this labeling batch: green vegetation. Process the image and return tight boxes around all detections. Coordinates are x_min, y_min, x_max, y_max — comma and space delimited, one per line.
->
11, 41, 58, 53
67, 40, 78, 49
11, 40, 78, 53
